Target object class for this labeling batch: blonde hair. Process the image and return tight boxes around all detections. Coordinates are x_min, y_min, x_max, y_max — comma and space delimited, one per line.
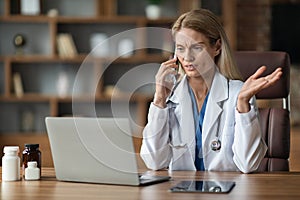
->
172, 9, 243, 80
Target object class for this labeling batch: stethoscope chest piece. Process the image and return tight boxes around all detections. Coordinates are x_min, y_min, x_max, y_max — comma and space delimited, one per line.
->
211, 138, 221, 151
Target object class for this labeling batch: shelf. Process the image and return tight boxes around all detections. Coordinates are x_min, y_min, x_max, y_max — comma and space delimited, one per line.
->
0, 0, 236, 158
0, 21, 51, 56
0, 93, 153, 102
2, 54, 120, 63
0, 94, 52, 102
5, 54, 88, 63
0, 15, 51, 22
56, 16, 145, 23
1, 53, 169, 62
0, 14, 176, 25
0, 101, 50, 131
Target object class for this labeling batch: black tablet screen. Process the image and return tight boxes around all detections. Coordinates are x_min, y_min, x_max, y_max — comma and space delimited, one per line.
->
169, 180, 235, 193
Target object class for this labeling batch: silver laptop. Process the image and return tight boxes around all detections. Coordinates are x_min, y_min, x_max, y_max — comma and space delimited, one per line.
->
45, 117, 170, 186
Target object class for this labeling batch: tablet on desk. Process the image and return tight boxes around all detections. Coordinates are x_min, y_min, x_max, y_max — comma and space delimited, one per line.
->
169, 180, 235, 193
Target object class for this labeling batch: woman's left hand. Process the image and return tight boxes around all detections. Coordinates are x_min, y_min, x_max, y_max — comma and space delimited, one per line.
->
237, 66, 283, 113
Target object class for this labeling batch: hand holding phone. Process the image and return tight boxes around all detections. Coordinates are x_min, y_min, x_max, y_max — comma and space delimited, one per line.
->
164, 54, 179, 84
153, 53, 180, 108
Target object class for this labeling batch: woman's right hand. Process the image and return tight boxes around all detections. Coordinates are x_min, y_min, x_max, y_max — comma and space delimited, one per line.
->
153, 58, 178, 108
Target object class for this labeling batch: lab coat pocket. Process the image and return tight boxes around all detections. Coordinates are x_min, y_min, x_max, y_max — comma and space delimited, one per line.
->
170, 144, 195, 170
222, 124, 236, 167
222, 124, 234, 149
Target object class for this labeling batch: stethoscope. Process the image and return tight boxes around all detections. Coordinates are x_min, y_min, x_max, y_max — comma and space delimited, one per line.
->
211, 137, 221, 151
168, 123, 222, 152
210, 114, 222, 151
167, 61, 222, 152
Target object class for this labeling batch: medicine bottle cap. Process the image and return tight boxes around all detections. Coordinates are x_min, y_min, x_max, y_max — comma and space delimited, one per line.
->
25, 144, 39, 149
3, 146, 19, 154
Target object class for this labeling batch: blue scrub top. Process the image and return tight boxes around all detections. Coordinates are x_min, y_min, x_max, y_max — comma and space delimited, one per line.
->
188, 84, 209, 171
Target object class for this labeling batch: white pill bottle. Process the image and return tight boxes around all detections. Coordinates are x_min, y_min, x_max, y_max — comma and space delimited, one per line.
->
2, 146, 20, 181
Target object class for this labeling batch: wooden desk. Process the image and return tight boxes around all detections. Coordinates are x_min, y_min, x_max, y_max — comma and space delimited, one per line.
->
1, 168, 300, 200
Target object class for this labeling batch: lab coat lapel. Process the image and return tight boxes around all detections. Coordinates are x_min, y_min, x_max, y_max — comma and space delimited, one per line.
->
168, 76, 196, 154
202, 72, 228, 145
168, 73, 229, 163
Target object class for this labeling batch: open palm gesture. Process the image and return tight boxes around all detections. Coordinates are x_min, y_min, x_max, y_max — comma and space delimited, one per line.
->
237, 66, 283, 113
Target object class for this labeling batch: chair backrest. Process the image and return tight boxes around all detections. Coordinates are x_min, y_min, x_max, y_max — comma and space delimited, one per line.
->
235, 51, 290, 171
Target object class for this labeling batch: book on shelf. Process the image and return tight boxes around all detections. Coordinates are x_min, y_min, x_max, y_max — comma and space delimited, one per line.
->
13, 72, 24, 98
56, 33, 78, 57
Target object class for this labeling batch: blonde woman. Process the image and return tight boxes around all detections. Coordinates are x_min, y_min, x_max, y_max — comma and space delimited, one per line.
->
140, 9, 282, 173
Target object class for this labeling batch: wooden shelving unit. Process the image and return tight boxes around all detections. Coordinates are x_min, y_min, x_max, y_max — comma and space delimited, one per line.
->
0, 0, 236, 166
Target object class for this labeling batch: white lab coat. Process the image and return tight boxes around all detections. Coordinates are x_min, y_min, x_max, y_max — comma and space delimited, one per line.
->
140, 71, 267, 173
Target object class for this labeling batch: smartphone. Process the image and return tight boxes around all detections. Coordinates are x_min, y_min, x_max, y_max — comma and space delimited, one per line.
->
169, 180, 235, 193
174, 52, 182, 75
164, 54, 179, 84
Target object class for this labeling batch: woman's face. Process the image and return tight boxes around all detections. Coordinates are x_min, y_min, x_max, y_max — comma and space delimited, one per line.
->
175, 28, 220, 79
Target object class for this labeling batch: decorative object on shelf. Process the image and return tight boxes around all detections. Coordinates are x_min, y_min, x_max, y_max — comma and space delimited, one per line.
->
90, 33, 110, 57
20, 109, 35, 132
47, 9, 59, 17
104, 85, 123, 97
118, 38, 134, 58
56, 33, 78, 58
13, 34, 26, 55
56, 71, 69, 97
13, 73, 24, 98
145, 0, 163, 19
20, 0, 41, 15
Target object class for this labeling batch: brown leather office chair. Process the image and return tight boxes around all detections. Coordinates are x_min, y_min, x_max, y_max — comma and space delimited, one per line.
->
235, 51, 290, 171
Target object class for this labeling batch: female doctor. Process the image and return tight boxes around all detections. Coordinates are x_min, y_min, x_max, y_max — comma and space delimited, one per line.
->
140, 9, 282, 173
